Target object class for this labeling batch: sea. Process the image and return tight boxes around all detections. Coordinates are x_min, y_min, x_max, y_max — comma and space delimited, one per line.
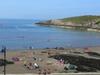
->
0, 19, 100, 50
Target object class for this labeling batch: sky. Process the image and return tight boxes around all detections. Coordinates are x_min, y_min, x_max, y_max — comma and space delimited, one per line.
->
0, 0, 100, 19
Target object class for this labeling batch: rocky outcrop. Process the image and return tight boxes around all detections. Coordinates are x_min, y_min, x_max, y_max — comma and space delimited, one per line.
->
36, 20, 64, 25
36, 20, 83, 27
36, 15, 100, 31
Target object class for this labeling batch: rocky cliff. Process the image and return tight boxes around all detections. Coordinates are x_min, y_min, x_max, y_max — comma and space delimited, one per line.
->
36, 15, 100, 30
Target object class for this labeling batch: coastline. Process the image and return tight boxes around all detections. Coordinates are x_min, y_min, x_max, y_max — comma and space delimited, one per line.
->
36, 15, 100, 32
37, 24, 100, 32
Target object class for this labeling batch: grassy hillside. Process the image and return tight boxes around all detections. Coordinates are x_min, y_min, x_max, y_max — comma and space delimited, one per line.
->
36, 15, 100, 31
61, 15, 100, 24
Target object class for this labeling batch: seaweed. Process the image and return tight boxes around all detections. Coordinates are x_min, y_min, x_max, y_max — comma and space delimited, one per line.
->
49, 54, 100, 72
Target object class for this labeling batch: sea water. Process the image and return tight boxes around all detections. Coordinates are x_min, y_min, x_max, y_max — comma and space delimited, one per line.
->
0, 19, 100, 50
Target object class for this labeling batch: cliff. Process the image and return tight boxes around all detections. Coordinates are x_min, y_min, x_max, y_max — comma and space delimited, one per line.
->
36, 15, 100, 30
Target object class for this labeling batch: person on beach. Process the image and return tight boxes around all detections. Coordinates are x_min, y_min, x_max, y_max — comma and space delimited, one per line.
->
47, 69, 51, 74
34, 63, 39, 69
29, 46, 33, 50
38, 69, 42, 75
84, 47, 91, 53
23, 61, 27, 66
43, 69, 47, 75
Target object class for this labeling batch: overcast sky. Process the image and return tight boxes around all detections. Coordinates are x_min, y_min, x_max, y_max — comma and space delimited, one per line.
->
0, 0, 100, 19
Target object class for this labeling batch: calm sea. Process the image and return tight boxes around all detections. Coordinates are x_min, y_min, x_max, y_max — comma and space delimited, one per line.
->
0, 19, 100, 50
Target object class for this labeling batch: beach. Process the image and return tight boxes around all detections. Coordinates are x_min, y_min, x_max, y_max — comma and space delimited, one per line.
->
0, 0, 100, 75
0, 47, 100, 74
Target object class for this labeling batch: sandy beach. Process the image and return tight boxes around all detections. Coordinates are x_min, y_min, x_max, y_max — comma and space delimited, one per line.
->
0, 47, 100, 74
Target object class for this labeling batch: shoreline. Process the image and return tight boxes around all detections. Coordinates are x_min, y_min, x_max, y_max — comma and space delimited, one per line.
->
37, 24, 100, 32
5, 45, 100, 52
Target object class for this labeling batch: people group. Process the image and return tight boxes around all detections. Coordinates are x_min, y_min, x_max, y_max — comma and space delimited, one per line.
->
24, 62, 39, 70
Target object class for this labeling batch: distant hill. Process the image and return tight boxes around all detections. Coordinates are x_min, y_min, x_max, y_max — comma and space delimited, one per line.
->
61, 15, 100, 24
36, 15, 100, 31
